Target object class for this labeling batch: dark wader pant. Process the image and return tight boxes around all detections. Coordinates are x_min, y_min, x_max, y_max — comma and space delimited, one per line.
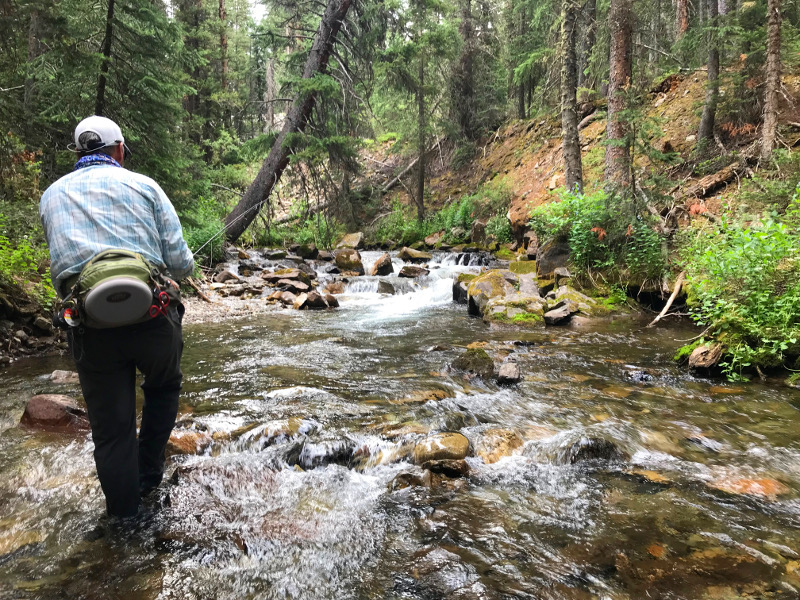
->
68, 305, 184, 518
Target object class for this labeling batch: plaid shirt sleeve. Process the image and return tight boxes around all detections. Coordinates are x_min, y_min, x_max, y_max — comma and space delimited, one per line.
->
40, 165, 194, 294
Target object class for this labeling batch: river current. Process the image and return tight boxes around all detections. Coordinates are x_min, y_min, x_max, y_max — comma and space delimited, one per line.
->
2, 251, 800, 599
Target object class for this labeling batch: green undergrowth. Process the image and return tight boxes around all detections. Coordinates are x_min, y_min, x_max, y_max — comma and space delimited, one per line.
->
366, 180, 513, 247
529, 189, 668, 285
679, 192, 800, 381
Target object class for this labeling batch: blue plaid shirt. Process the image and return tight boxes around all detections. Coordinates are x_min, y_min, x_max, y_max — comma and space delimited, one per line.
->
40, 161, 194, 296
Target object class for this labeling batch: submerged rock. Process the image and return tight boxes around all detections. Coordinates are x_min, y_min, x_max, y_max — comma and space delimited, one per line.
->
48, 370, 80, 385
421, 459, 470, 477
166, 430, 212, 457
708, 478, 790, 500
20, 394, 90, 433
413, 432, 471, 463
451, 348, 494, 378
370, 252, 394, 276
377, 280, 396, 294
476, 428, 524, 463
564, 437, 627, 464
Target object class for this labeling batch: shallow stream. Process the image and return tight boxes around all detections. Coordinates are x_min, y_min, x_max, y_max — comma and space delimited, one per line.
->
2, 252, 800, 599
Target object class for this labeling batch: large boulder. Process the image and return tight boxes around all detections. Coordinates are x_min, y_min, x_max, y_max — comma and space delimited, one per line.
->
370, 253, 394, 276
553, 285, 598, 314
466, 270, 518, 316
20, 394, 90, 433
336, 232, 364, 249
537, 239, 571, 277
397, 247, 432, 263
276, 279, 310, 294
377, 281, 395, 295
334, 249, 365, 275
398, 265, 429, 278
543, 301, 577, 325
413, 432, 471, 464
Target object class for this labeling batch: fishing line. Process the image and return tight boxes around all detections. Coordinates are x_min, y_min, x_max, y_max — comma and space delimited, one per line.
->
191, 198, 270, 258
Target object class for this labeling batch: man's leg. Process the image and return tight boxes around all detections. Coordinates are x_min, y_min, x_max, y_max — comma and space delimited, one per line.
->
134, 311, 184, 496
70, 328, 140, 518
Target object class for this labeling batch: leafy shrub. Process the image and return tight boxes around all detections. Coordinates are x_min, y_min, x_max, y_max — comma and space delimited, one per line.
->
680, 194, 800, 380
0, 225, 56, 308
529, 189, 667, 282
485, 214, 512, 243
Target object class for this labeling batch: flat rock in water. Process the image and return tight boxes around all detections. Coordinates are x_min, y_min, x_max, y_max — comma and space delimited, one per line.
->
49, 370, 80, 385
336, 232, 364, 249
398, 265, 429, 278
262, 268, 312, 287
370, 252, 394, 276
397, 247, 432, 263
708, 477, 789, 500
497, 362, 521, 384
276, 278, 310, 294
21, 394, 90, 433
213, 270, 240, 283
413, 432, 471, 463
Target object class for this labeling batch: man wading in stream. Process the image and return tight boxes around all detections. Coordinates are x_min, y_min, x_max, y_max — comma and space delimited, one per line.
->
39, 116, 194, 519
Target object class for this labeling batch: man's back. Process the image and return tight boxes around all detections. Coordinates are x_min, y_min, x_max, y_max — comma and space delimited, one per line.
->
40, 163, 193, 294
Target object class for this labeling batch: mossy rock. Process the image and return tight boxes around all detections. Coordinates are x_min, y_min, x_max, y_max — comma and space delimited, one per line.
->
334, 249, 365, 275
553, 286, 599, 315
451, 348, 494, 378
787, 372, 800, 389
457, 273, 477, 284
466, 270, 518, 316
494, 246, 516, 261
483, 295, 545, 326
509, 261, 538, 275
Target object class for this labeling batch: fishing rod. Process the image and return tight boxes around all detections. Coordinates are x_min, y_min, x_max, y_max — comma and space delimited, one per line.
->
190, 198, 270, 258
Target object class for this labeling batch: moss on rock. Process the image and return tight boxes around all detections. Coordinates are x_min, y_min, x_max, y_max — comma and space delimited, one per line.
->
451, 348, 494, 378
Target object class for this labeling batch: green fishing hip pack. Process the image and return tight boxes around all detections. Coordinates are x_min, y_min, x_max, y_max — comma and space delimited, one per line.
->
62, 249, 167, 329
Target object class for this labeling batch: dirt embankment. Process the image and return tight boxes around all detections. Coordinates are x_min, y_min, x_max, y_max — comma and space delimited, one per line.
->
378, 71, 800, 235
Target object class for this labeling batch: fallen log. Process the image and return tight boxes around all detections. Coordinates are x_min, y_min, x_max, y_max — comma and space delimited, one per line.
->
674, 161, 742, 202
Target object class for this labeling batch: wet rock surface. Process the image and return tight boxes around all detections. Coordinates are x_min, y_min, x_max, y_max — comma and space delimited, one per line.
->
20, 394, 90, 433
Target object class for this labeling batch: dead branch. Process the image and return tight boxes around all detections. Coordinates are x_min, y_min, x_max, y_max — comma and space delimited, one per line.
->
647, 271, 685, 328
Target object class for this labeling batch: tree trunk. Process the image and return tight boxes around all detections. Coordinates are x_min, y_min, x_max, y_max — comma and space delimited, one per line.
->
24, 8, 43, 139
561, 0, 583, 192
416, 56, 426, 221
224, 0, 353, 243
676, 0, 689, 36
265, 56, 275, 131
517, 5, 526, 119
760, 0, 781, 161
453, 0, 477, 139
605, 0, 632, 188
577, 0, 596, 94
219, 0, 228, 91
95, 0, 115, 116
697, 0, 719, 144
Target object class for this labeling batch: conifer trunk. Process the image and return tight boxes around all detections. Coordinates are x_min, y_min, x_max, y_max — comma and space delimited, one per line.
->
95, 0, 115, 116
24, 8, 43, 138
697, 0, 719, 144
676, 0, 689, 36
760, 0, 781, 161
577, 0, 596, 94
219, 0, 228, 91
224, 0, 353, 243
416, 57, 426, 221
561, 0, 583, 192
605, 0, 632, 188
265, 57, 275, 131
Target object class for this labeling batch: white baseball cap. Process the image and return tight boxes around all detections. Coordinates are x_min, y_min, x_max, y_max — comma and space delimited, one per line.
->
70, 115, 131, 157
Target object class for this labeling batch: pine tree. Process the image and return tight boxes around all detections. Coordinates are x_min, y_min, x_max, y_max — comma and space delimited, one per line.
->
760, 0, 781, 160
605, 0, 633, 187
561, 0, 583, 192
